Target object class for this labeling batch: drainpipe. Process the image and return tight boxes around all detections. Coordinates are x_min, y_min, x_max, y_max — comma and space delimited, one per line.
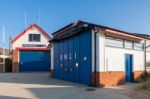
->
144, 40, 147, 74
93, 28, 98, 86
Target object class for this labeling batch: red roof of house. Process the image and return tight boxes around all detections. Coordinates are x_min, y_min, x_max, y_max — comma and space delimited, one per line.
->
11, 24, 51, 44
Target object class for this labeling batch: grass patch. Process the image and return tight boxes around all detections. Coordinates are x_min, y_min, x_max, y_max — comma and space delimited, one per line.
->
140, 79, 150, 91
135, 73, 150, 91
134, 74, 150, 83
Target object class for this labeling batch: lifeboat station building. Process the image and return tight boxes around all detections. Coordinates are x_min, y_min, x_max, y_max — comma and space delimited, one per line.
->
50, 21, 150, 87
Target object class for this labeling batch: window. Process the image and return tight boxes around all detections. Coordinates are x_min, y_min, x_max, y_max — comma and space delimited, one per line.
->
106, 37, 123, 48
146, 47, 150, 51
146, 41, 150, 51
134, 42, 144, 50
29, 34, 41, 42
124, 40, 133, 49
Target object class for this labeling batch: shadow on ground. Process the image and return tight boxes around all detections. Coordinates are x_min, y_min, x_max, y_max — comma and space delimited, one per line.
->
0, 95, 28, 99
25, 87, 130, 99
0, 73, 131, 99
0, 72, 82, 86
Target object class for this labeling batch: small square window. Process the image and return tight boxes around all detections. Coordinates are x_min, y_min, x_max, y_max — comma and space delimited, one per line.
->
29, 34, 41, 42
124, 40, 133, 49
134, 42, 144, 50
105, 37, 123, 48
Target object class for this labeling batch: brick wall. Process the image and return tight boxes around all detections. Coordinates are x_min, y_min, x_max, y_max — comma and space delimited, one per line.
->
133, 71, 144, 80
12, 49, 19, 72
99, 71, 125, 87
50, 69, 54, 78
92, 71, 145, 87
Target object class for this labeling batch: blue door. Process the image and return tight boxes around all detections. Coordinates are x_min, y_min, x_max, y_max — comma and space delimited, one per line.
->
79, 31, 92, 85
73, 34, 80, 83
20, 51, 50, 72
64, 39, 69, 80
59, 41, 64, 80
68, 37, 74, 82
54, 43, 60, 78
125, 54, 133, 82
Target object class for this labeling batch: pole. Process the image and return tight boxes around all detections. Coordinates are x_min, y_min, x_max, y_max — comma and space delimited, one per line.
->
2, 25, 5, 73
24, 12, 27, 28
9, 36, 11, 58
38, 10, 41, 25
144, 40, 147, 74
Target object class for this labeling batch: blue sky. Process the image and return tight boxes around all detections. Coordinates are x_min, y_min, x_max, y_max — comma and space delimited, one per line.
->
0, 0, 150, 48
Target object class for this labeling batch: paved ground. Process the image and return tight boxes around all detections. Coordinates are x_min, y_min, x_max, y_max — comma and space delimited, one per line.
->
0, 73, 131, 99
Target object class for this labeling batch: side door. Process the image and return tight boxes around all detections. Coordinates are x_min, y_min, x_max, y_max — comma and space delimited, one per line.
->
125, 54, 133, 82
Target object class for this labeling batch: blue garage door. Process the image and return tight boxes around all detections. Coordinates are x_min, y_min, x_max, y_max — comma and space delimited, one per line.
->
20, 51, 50, 72
53, 31, 92, 85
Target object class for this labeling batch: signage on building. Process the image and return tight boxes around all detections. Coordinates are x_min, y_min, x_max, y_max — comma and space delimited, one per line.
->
22, 44, 46, 47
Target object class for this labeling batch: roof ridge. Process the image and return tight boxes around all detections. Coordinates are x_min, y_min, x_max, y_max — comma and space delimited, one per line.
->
11, 24, 51, 44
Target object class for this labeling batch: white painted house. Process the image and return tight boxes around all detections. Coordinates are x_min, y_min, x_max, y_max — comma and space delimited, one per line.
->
11, 24, 51, 72
50, 21, 150, 87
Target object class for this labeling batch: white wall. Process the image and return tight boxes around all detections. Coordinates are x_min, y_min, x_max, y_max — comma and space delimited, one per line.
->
146, 52, 150, 71
96, 31, 105, 72
12, 27, 49, 49
105, 47, 144, 72
146, 40, 150, 64
96, 31, 145, 72
146, 52, 150, 63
